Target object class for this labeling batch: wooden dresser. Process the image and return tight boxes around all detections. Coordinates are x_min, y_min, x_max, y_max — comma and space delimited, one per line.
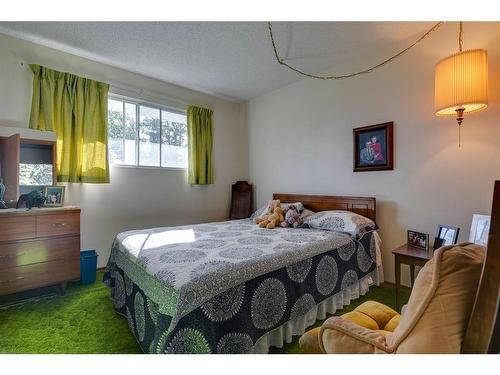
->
0, 206, 81, 296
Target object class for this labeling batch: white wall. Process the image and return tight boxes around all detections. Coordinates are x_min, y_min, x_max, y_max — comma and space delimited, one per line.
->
0, 33, 248, 268
247, 22, 500, 285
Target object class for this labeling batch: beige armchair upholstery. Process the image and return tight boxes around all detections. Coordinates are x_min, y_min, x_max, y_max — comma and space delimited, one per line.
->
311, 243, 485, 354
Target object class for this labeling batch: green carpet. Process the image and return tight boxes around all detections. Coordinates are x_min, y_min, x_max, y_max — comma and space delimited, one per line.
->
0, 272, 409, 354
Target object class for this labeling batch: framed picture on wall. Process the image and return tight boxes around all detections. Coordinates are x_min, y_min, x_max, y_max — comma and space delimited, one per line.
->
353, 122, 394, 172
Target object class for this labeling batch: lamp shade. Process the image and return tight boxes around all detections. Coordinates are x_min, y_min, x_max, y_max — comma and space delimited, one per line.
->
435, 49, 488, 116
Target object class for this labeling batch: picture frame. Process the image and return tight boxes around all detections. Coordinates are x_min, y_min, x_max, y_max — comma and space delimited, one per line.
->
43, 186, 65, 207
407, 229, 428, 250
353, 121, 394, 172
434, 224, 460, 249
469, 214, 491, 246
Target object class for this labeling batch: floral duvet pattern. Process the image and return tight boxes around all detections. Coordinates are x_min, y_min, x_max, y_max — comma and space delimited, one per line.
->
103, 219, 378, 353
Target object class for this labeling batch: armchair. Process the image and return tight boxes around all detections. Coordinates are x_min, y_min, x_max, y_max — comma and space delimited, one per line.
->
300, 243, 485, 354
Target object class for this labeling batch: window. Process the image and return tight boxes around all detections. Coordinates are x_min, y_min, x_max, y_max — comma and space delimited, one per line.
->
107, 97, 188, 168
19, 164, 53, 186
19, 142, 54, 188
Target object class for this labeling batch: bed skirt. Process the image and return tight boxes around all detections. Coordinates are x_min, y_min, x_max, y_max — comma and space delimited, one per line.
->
251, 268, 381, 353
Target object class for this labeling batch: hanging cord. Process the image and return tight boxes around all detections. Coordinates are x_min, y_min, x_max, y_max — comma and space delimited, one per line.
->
268, 21, 444, 80
459, 21, 463, 52
457, 21, 464, 147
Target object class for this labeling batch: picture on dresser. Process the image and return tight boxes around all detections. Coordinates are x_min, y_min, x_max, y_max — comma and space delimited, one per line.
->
407, 230, 428, 249
434, 224, 460, 249
43, 186, 65, 207
0, 176, 7, 209
469, 214, 491, 246
353, 122, 394, 172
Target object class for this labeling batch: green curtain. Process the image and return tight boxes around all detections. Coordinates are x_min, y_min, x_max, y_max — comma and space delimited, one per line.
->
29, 64, 110, 183
187, 106, 214, 185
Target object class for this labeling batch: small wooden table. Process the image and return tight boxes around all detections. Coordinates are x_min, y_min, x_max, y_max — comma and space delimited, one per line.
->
392, 244, 433, 311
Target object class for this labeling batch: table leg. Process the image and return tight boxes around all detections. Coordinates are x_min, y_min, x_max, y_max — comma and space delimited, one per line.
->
395, 255, 400, 312
59, 281, 67, 295
410, 265, 415, 287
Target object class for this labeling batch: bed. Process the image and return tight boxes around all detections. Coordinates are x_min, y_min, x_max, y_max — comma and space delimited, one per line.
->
103, 193, 383, 354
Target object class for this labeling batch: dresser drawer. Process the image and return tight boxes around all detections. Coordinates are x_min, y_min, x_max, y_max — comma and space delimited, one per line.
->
36, 213, 80, 238
0, 216, 36, 242
0, 236, 80, 270
0, 257, 80, 295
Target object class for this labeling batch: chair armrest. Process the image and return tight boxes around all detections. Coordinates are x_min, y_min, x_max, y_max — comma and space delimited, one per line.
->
401, 304, 408, 316
319, 316, 394, 354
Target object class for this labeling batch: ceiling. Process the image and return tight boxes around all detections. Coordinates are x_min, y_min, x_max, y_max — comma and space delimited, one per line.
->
0, 22, 444, 101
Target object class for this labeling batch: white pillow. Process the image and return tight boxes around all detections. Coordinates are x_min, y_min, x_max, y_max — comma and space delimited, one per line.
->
300, 209, 315, 219
303, 210, 377, 238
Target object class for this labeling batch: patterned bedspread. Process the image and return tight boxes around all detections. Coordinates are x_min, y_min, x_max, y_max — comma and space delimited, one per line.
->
103, 219, 379, 353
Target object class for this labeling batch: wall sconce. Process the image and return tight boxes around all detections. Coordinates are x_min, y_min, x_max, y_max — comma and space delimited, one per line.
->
434, 22, 488, 147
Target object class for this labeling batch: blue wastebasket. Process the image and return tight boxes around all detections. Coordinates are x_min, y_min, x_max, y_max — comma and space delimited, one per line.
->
80, 250, 98, 285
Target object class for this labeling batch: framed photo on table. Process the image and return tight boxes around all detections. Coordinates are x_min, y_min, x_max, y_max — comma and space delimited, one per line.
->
469, 214, 491, 246
353, 122, 394, 172
407, 230, 428, 250
43, 186, 65, 207
433, 224, 460, 249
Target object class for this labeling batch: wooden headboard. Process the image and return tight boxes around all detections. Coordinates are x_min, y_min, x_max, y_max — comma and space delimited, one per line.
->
272, 193, 376, 222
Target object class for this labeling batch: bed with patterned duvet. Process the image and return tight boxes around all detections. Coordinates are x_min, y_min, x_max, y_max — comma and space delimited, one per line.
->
103, 214, 383, 354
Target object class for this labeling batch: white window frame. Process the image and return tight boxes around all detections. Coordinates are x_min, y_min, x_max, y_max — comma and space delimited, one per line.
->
108, 93, 188, 170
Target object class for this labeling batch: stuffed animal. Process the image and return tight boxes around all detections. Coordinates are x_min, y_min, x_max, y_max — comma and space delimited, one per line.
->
16, 190, 46, 209
254, 199, 285, 229
281, 205, 303, 228
254, 199, 279, 222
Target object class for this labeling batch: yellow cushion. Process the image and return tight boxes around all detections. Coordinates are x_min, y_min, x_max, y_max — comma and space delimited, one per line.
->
355, 301, 399, 328
384, 314, 401, 332
341, 311, 380, 330
298, 327, 322, 354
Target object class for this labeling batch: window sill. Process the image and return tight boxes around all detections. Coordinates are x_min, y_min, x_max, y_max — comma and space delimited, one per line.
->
110, 164, 187, 171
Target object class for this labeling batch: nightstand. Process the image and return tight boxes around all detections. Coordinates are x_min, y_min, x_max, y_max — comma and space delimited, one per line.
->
392, 244, 433, 311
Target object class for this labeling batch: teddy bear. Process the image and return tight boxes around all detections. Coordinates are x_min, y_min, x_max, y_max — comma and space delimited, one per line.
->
254, 199, 285, 229
254, 199, 279, 222
280, 205, 303, 228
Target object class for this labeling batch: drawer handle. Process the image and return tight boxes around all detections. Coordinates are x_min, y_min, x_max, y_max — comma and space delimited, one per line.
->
52, 223, 66, 227
0, 276, 25, 284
